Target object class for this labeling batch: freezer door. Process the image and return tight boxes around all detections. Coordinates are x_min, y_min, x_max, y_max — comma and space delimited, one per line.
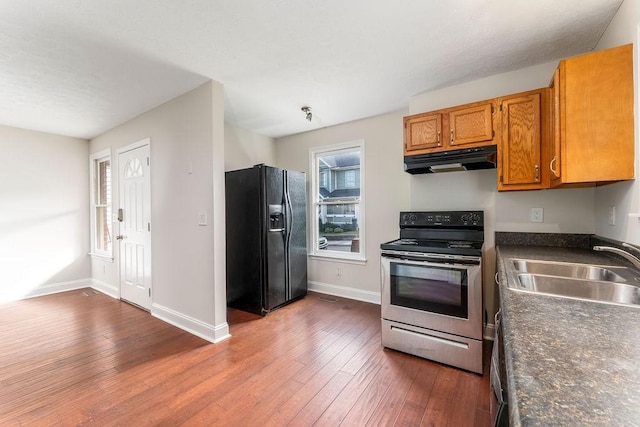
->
285, 170, 308, 300
263, 166, 287, 310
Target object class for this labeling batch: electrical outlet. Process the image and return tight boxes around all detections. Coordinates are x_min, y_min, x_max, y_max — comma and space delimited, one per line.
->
336, 267, 341, 277
530, 208, 544, 223
609, 206, 616, 226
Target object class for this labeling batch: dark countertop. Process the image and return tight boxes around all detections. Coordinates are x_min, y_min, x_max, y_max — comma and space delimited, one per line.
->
496, 245, 640, 426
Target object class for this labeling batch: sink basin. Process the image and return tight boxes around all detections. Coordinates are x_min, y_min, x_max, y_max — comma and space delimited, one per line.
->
512, 259, 627, 283
504, 258, 640, 307
515, 274, 640, 306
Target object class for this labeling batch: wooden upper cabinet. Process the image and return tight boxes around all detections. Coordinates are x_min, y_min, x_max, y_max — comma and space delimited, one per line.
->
551, 43, 634, 186
404, 112, 443, 152
449, 103, 494, 147
404, 101, 497, 156
498, 89, 550, 191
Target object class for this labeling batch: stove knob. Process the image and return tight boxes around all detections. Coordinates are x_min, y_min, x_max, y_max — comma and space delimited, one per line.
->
461, 214, 469, 223
409, 214, 417, 222
472, 213, 481, 223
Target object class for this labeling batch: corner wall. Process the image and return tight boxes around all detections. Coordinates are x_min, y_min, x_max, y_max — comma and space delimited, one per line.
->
225, 124, 276, 171
89, 81, 229, 343
0, 125, 90, 302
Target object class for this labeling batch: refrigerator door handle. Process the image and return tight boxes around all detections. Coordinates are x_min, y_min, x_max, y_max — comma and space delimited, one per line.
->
284, 171, 294, 301
269, 228, 285, 232
284, 172, 293, 236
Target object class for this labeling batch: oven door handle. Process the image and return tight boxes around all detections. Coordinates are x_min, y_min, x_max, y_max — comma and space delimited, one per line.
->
380, 259, 387, 293
381, 255, 480, 270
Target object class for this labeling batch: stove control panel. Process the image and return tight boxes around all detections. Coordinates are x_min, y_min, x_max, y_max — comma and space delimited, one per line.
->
400, 211, 483, 227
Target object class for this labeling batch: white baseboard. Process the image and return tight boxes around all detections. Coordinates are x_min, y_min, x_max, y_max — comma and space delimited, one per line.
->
308, 281, 381, 305
1, 278, 93, 302
151, 302, 231, 344
90, 279, 119, 299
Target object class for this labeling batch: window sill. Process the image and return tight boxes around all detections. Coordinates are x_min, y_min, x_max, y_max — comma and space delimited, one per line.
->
89, 253, 114, 263
309, 252, 367, 265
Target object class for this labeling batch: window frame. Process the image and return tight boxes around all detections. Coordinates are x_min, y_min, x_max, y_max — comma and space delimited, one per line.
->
89, 149, 113, 261
309, 140, 366, 262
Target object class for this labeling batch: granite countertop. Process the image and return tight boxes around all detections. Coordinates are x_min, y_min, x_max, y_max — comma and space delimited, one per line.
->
496, 245, 640, 426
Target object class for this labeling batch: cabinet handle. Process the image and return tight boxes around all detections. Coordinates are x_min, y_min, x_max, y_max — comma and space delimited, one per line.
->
437, 131, 440, 144
534, 164, 539, 182
550, 156, 557, 176
450, 129, 454, 143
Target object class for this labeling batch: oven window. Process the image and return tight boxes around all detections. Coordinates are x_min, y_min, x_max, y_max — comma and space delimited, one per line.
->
390, 262, 468, 319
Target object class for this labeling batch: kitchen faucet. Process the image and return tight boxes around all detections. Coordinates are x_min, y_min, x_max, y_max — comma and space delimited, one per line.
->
593, 243, 640, 270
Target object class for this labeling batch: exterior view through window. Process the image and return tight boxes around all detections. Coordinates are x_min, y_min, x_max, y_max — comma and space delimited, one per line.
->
90, 150, 112, 259
311, 141, 364, 259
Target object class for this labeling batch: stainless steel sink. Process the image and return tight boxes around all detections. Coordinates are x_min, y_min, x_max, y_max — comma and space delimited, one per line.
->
504, 258, 640, 307
512, 259, 627, 283
514, 273, 640, 306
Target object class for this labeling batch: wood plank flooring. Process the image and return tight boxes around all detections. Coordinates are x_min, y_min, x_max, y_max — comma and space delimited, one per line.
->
0, 289, 492, 426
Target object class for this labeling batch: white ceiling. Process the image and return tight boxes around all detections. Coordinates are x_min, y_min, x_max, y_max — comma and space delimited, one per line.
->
0, 0, 624, 140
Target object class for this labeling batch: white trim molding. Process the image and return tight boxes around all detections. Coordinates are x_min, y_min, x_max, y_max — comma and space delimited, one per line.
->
91, 279, 120, 299
0, 278, 93, 303
308, 139, 366, 262
308, 281, 380, 305
151, 302, 231, 343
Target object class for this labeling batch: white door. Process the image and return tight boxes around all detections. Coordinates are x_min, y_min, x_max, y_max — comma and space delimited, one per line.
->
118, 142, 152, 310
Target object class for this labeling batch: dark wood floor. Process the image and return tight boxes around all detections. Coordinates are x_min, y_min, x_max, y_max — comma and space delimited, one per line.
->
0, 289, 492, 426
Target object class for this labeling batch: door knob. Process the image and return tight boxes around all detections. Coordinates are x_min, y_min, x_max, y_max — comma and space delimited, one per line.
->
116, 235, 124, 240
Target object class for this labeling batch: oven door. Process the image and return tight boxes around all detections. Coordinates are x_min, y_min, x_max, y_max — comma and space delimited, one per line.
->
381, 255, 482, 340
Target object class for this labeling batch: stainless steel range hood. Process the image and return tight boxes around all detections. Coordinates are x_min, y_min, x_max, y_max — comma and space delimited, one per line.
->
404, 145, 497, 174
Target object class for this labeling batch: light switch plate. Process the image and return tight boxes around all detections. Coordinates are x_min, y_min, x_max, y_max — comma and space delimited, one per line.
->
198, 212, 207, 226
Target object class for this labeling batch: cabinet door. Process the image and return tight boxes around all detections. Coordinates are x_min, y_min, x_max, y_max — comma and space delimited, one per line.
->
449, 103, 493, 147
498, 91, 546, 191
558, 44, 633, 184
404, 113, 442, 153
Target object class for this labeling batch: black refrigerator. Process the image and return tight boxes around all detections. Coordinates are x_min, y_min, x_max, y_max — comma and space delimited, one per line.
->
225, 164, 308, 315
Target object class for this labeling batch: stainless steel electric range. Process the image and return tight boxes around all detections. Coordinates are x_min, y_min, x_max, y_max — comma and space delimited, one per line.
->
380, 210, 484, 374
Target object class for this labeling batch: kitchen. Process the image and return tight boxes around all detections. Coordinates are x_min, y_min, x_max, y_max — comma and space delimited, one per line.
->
1, 0, 640, 425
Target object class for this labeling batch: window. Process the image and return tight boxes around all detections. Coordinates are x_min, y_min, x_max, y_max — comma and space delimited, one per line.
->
310, 140, 365, 260
344, 170, 356, 188
90, 150, 112, 260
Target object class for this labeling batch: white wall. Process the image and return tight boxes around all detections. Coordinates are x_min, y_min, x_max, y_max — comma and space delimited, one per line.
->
225, 124, 276, 171
89, 81, 229, 343
0, 125, 90, 302
276, 111, 411, 302
593, 0, 640, 244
